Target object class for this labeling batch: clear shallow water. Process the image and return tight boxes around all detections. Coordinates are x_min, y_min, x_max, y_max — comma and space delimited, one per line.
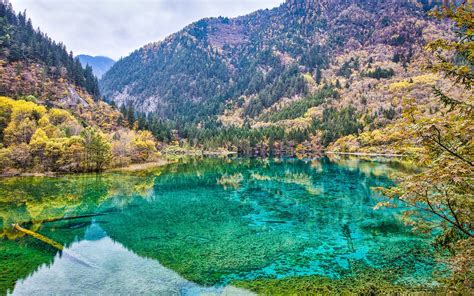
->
0, 157, 444, 295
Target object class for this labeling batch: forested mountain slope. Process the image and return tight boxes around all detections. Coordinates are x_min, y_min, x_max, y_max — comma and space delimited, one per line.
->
0, 1, 100, 98
0, 0, 158, 174
99, 0, 455, 154
101, 0, 444, 125
0, 0, 111, 129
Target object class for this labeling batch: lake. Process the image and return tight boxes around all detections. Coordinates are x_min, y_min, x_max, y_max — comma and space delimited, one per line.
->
0, 157, 445, 295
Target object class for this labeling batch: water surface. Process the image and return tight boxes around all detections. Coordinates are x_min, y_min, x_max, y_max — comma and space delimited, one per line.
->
0, 157, 443, 295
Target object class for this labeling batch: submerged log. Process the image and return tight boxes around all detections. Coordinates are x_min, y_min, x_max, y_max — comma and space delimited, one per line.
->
40, 212, 107, 224
12, 212, 107, 226
12, 223, 96, 268
12, 223, 64, 251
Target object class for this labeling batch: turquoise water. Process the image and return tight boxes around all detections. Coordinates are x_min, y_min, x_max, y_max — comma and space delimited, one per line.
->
0, 157, 444, 295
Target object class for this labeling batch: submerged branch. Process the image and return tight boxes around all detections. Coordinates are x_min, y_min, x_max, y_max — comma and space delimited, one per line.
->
13, 213, 108, 226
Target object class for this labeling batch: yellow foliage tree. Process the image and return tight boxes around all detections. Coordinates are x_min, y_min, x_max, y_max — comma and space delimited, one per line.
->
133, 130, 157, 162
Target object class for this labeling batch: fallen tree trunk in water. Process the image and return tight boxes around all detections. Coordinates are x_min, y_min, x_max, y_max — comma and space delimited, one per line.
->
12, 223, 63, 251
12, 223, 96, 268
13, 212, 107, 226
40, 212, 107, 224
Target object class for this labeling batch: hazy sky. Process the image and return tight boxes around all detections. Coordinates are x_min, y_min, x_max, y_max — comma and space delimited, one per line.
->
10, 0, 283, 60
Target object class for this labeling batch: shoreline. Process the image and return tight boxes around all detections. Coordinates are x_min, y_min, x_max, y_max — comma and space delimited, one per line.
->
0, 152, 405, 178
0, 150, 235, 177
325, 151, 405, 157
107, 159, 170, 172
0, 159, 172, 178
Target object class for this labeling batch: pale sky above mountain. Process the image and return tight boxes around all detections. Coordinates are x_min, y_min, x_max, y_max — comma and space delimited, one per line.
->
10, 0, 283, 60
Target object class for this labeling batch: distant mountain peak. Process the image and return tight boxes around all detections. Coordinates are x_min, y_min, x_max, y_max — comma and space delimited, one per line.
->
77, 55, 115, 79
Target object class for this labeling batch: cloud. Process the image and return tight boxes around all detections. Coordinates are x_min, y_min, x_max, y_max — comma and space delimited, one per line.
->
10, 0, 283, 60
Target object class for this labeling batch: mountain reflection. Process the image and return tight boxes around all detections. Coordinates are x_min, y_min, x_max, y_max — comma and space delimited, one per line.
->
11, 223, 253, 296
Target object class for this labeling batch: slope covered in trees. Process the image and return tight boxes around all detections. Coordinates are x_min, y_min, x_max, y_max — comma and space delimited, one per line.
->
0, 0, 100, 99
0, 0, 160, 174
101, 0, 450, 154
0, 0, 109, 129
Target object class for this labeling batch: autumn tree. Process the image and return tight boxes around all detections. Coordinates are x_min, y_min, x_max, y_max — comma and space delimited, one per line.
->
81, 127, 111, 172
379, 3, 473, 292
111, 129, 134, 166
133, 130, 157, 162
